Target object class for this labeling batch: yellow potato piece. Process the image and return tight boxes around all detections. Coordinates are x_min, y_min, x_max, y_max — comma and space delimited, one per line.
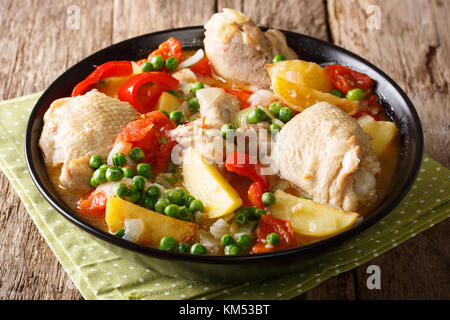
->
182, 148, 242, 219
97, 76, 130, 98
267, 60, 334, 92
271, 76, 359, 115
269, 190, 359, 237
105, 197, 197, 245
362, 121, 398, 158
156, 92, 183, 114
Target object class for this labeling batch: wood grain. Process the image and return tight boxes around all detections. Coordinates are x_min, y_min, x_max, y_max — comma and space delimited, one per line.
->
0, 0, 448, 300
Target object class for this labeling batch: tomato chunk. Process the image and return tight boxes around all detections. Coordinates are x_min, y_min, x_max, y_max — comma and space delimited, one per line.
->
248, 181, 266, 209
252, 215, 295, 254
148, 37, 183, 61
78, 191, 108, 218
324, 64, 373, 94
223, 88, 253, 109
115, 111, 176, 172
190, 57, 212, 77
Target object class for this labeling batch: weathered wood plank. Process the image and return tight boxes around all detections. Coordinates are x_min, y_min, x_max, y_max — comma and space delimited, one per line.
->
0, 0, 116, 300
112, 0, 216, 43
218, 0, 328, 40
328, 0, 450, 299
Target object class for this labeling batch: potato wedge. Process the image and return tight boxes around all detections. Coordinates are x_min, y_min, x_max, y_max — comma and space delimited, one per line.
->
266, 60, 334, 92
183, 148, 242, 219
156, 92, 183, 114
361, 121, 398, 158
106, 197, 197, 245
271, 76, 359, 115
269, 190, 359, 237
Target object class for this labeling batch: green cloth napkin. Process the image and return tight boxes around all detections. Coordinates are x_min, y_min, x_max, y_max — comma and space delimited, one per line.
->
0, 92, 449, 300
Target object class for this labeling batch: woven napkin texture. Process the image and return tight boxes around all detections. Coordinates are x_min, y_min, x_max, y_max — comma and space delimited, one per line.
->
0, 92, 448, 300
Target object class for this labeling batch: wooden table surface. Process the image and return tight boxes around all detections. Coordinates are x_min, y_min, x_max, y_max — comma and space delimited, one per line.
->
0, 0, 448, 300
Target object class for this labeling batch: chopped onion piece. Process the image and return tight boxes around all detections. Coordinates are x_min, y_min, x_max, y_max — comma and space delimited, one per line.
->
177, 49, 204, 70
272, 119, 285, 128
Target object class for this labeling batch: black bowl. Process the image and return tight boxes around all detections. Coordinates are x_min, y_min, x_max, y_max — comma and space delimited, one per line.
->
25, 26, 423, 283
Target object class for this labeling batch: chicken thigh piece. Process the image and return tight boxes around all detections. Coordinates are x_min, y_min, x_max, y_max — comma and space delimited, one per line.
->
271, 102, 380, 212
204, 8, 298, 89
170, 88, 240, 163
39, 89, 138, 193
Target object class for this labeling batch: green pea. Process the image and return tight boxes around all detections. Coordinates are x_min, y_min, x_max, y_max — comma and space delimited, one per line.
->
122, 167, 134, 178
178, 206, 193, 221
99, 164, 110, 170
177, 242, 191, 253
234, 206, 250, 225
132, 175, 146, 191
154, 198, 170, 213
106, 167, 124, 182
268, 102, 283, 116
159, 236, 177, 251
115, 228, 125, 237
123, 187, 140, 203
190, 243, 207, 255
236, 234, 252, 250
169, 111, 184, 125
151, 55, 165, 70
90, 177, 99, 188
278, 107, 294, 123
253, 208, 266, 220
220, 234, 235, 247
261, 192, 276, 206
266, 232, 280, 245
220, 124, 235, 139
330, 89, 344, 98
158, 110, 170, 119
247, 108, 267, 124
164, 204, 180, 218
113, 182, 128, 198
176, 188, 186, 198
190, 81, 204, 95
89, 154, 104, 169
272, 54, 286, 63
141, 61, 153, 72
143, 196, 155, 210
128, 147, 145, 162
224, 244, 240, 255
147, 185, 161, 199
269, 123, 281, 135
183, 194, 196, 207
167, 90, 178, 97
136, 163, 151, 178
346, 88, 365, 100
188, 97, 200, 112
165, 57, 178, 70
189, 199, 204, 213
165, 189, 183, 205
93, 167, 107, 184
112, 152, 126, 167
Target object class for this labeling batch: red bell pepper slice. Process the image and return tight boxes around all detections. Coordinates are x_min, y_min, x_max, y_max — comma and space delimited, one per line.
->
148, 37, 183, 61
117, 72, 179, 113
190, 57, 213, 77
223, 88, 253, 109
252, 215, 296, 254
78, 191, 108, 218
225, 152, 268, 188
115, 111, 176, 172
248, 181, 266, 209
71, 61, 133, 97
324, 64, 373, 94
